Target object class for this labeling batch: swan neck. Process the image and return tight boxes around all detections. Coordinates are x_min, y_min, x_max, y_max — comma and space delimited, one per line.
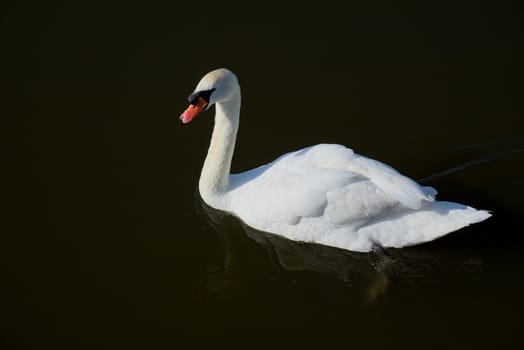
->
199, 93, 240, 206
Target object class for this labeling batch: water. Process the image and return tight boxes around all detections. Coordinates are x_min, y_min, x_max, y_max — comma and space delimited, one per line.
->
2, 1, 523, 349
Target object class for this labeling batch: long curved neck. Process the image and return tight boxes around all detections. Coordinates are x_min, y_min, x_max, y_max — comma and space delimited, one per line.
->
199, 91, 240, 207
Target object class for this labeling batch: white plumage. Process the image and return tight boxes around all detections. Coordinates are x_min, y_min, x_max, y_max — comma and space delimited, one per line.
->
180, 68, 491, 252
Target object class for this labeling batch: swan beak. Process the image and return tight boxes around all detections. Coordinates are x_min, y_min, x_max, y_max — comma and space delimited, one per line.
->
180, 97, 207, 124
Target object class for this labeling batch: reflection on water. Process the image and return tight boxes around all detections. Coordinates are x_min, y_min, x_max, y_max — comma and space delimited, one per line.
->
195, 193, 487, 303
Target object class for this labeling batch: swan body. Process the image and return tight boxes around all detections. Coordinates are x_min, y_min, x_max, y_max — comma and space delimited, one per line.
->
180, 68, 491, 252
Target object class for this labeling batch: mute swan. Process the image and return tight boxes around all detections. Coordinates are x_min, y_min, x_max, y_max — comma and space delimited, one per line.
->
180, 68, 491, 253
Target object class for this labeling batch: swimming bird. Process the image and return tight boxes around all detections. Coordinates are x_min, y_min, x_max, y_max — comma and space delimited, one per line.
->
180, 68, 491, 252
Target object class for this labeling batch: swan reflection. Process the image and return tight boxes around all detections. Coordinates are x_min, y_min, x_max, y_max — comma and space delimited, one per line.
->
196, 195, 485, 302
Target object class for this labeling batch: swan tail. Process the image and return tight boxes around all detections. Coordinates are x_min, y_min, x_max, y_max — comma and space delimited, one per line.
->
358, 201, 492, 250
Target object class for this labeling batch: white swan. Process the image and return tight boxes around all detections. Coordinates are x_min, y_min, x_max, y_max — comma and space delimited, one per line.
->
180, 68, 491, 252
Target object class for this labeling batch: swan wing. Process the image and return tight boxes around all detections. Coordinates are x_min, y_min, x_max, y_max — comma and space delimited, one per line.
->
273, 144, 435, 209
227, 162, 357, 225
346, 153, 435, 209
226, 144, 434, 226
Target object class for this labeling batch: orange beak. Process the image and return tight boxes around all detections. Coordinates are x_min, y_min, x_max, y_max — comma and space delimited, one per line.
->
180, 97, 207, 124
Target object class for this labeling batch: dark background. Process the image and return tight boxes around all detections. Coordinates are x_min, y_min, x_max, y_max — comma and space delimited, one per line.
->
1, 1, 523, 349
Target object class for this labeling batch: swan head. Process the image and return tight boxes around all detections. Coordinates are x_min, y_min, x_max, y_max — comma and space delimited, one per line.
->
180, 68, 239, 124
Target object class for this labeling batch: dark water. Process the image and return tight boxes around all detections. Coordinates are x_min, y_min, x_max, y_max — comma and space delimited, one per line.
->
2, 1, 524, 349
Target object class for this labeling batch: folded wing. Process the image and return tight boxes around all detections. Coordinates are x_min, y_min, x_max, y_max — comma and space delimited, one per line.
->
227, 144, 435, 226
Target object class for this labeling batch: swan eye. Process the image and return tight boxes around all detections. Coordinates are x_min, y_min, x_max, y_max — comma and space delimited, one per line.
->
188, 88, 216, 106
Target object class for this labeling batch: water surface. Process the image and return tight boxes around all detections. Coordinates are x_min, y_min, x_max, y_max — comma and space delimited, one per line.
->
1, 1, 523, 349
